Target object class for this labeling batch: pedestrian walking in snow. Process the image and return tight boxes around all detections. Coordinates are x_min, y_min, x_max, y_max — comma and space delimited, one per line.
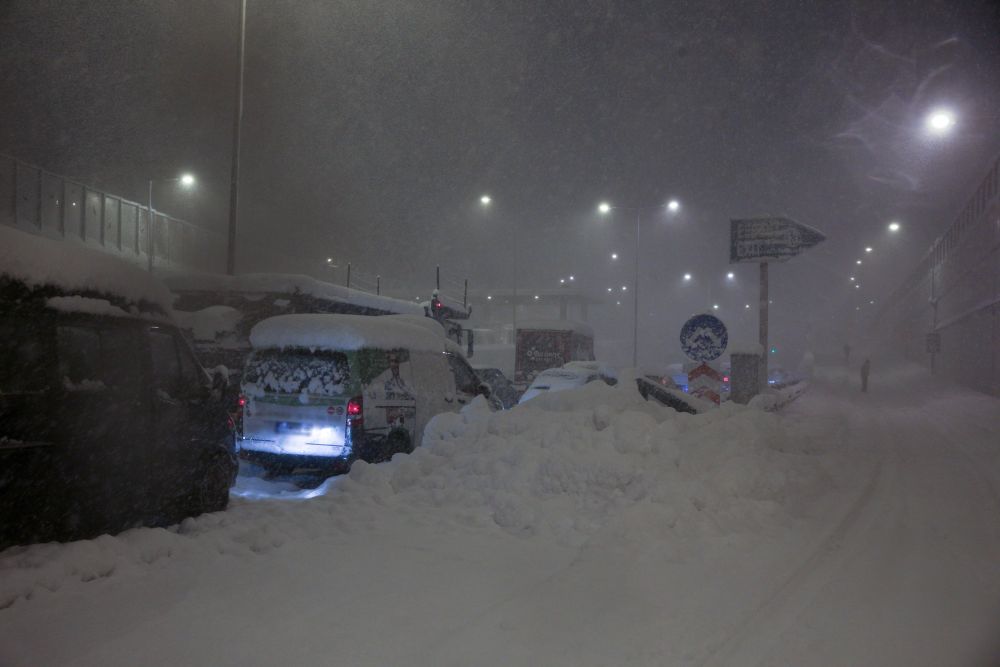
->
860, 358, 871, 393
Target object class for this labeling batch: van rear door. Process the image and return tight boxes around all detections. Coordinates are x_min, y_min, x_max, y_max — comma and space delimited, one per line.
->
240, 349, 354, 460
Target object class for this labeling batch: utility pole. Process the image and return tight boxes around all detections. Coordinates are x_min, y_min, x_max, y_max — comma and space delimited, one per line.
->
759, 261, 769, 390
226, 0, 247, 275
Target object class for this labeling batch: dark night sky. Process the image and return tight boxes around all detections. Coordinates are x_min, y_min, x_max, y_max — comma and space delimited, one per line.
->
2, 0, 998, 363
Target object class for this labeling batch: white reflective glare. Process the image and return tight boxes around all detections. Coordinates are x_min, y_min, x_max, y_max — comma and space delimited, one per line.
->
179, 173, 195, 186
926, 109, 955, 134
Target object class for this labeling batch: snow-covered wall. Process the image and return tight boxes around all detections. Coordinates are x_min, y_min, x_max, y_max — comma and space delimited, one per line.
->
872, 154, 1000, 397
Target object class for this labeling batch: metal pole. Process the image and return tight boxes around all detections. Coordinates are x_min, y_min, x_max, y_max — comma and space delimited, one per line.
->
147, 179, 154, 272
346, 262, 351, 288
226, 0, 247, 276
376, 275, 381, 295
436, 265, 440, 290
632, 209, 641, 368
759, 261, 769, 389
512, 224, 518, 342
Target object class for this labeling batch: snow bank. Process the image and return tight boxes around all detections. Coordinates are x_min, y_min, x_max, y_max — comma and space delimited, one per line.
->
46, 296, 130, 318
249, 313, 449, 353
0, 225, 174, 312
0, 378, 838, 611
164, 271, 424, 316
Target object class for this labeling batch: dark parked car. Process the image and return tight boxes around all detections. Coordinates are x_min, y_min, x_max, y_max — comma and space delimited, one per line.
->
474, 367, 520, 409
0, 227, 237, 549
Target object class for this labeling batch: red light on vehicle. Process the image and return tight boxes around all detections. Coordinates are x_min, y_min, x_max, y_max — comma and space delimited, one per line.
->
347, 396, 363, 416
347, 396, 364, 427
238, 395, 247, 407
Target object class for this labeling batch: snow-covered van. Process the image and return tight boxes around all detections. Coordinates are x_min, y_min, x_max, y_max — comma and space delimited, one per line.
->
0, 226, 237, 549
238, 314, 490, 475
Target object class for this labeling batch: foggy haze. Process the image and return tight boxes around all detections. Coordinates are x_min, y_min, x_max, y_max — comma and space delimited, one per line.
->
2, 0, 998, 368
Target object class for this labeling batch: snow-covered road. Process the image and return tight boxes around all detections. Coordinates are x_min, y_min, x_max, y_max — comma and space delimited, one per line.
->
1, 365, 998, 666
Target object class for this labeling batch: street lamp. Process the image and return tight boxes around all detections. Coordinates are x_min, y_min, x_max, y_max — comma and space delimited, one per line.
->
478, 193, 521, 346
147, 172, 196, 272
926, 109, 956, 135
683, 273, 692, 281
598, 199, 682, 367
865, 246, 873, 253
888, 221, 901, 232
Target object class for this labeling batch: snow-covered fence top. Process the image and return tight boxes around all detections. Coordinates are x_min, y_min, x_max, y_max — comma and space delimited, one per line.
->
249, 313, 451, 353
516, 318, 594, 337
0, 223, 175, 313
164, 271, 425, 317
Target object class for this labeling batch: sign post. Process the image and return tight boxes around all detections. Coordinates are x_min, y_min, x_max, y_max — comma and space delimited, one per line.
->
730, 217, 826, 392
679, 313, 728, 406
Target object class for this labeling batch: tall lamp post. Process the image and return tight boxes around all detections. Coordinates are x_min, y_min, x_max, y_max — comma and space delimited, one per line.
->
147, 173, 196, 272
598, 199, 680, 368
227, 0, 247, 276
479, 194, 520, 341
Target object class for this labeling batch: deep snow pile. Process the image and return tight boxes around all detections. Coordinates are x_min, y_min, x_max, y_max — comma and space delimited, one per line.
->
0, 380, 834, 609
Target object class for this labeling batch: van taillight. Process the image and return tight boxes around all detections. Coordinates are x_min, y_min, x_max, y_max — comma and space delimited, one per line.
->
347, 396, 363, 425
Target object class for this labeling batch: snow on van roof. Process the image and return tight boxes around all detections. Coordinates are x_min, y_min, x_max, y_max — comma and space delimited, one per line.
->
249, 314, 450, 353
163, 271, 424, 316
0, 225, 174, 312
516, 318, 593, 336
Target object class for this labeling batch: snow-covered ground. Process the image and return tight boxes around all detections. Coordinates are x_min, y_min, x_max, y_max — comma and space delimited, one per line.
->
1, 364, 999, 666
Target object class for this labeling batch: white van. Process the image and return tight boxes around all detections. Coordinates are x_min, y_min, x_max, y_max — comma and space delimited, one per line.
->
237, 314, 490, 475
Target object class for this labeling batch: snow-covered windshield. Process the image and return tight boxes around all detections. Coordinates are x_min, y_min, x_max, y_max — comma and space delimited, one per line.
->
242, 349, 350, 397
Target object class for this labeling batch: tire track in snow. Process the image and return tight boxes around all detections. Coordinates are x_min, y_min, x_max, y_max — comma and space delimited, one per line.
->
697, 405, 886, 667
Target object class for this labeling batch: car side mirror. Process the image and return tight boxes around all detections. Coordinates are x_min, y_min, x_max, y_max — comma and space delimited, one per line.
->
209, 366, 229, 401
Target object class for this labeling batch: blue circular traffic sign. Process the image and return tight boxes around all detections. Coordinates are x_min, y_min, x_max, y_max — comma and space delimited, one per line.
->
680, 314, 728, 362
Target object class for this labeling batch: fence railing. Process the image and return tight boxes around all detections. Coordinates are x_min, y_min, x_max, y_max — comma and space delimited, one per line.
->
1, 152, 471, 309
0, 153, 226, 274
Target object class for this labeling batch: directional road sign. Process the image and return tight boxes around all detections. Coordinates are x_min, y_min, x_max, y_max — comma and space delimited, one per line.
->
680, 313, 728, 362
688, 363, 723, 405
730, 217, 827, 263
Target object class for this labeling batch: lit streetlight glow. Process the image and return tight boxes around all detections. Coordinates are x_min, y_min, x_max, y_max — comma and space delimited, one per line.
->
621, 285, 627, 291
683, 273, 692, 281
480, 194, 491, 206
726, 272, 734, 280
611, 252, 618, 260
179, 173, 195, 187
850, 276, 855, 282
926, 109, 956, 135
712, 304, 719, 310
889, 221, 901, 232
865, 247, 873, 253
598, 202, 611, 214
667, 199, 680, 212
856, 259, 863, 265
